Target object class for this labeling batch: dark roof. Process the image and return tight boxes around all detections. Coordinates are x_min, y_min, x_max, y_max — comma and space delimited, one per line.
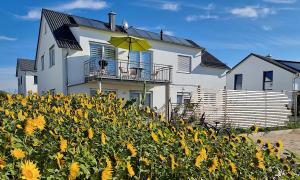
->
41, 9, 203, 50
201, 51, 230, 69
42, 9, 82, 50
228, 53, 300, 74
16, 59, 36, 76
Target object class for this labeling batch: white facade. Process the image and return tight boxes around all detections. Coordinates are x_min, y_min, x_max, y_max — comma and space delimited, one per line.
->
226, 54, 300, 102
36, 13, 228, 111
17, 70, 38, 96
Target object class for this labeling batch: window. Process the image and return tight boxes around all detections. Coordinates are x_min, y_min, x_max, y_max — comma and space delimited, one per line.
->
129, 51, 152, 79
90, 43, 116, 75
41, 55, 44, 70
49, 46, 55, 67
49, 89, 55, 96
177, 55, 191, 73
129, 91, 152, 107
177, 92, 191, 104
20, 76, 22, 85
90, 88, 97, 96
34, 76, 38, 85
263, 71, 273, 90
234, 74, 243, 90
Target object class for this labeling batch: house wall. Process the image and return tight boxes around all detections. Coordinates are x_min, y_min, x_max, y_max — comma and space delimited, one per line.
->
226, 55, 296, 100
17, 70, 37, 96
65, 26, 227, 107
36, 15, 64, 94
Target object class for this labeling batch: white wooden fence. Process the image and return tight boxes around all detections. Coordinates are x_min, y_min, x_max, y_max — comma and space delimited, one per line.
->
192, 88, 291, 128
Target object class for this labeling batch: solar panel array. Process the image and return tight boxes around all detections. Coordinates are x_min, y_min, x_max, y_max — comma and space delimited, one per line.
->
72, 15, 200, 48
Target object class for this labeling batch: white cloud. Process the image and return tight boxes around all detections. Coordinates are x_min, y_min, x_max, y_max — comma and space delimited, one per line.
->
161, 2, 179, 11
0, 36, 17, 41
263, 0, 297, 4
262, 25, 272, 31
57, 0, 108, 11
0, 67, 17, 93
17, 9, 41, 20
164, 30, 174, 36
185, 14, 219, 22
18, 0, 108, 20
230, 6, 276, 18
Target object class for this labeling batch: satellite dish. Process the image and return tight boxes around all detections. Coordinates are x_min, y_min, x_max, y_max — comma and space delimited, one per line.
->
122, 19, 129, 30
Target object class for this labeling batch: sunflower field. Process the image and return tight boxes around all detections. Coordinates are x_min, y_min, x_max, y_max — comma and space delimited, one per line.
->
0, 92, 299, 179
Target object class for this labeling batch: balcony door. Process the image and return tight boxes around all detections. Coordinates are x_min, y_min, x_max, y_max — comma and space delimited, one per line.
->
90, 43, 116, 76
129, 51, 152, 79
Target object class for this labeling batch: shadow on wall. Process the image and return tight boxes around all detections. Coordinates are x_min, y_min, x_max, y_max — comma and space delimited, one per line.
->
67, 55, 90, 86
192, 63, 227, 78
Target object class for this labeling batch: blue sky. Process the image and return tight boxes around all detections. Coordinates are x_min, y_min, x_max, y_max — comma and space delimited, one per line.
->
1, 0, 300, 92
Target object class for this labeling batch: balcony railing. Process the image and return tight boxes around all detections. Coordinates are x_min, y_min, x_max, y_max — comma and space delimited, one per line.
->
84, 59, 172, 83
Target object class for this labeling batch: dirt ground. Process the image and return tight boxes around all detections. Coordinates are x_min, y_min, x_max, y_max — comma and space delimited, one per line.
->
249, 128, 300, 156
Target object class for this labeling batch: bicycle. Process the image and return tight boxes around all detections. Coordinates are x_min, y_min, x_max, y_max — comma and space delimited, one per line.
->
198, 113, 231, 138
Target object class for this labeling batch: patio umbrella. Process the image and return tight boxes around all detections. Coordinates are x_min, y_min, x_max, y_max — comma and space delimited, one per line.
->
108, 36, 151, 61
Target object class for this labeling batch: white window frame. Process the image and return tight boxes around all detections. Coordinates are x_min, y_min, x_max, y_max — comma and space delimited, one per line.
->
177, 55, 192, 73
49, 45, 55, 67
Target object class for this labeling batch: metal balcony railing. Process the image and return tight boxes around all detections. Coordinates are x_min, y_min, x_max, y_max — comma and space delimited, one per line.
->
84, 58, 172, 83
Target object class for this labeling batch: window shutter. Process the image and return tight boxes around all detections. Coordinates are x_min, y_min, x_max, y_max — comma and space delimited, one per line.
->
104, 46, 116, 60
177, 55, 191, 73
90, 44, 103, 60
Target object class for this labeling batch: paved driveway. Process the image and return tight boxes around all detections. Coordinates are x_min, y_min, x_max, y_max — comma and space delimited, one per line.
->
249, 128, 300, 156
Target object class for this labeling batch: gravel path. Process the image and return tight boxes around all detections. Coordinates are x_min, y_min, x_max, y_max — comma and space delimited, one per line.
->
249, 128, 300, 156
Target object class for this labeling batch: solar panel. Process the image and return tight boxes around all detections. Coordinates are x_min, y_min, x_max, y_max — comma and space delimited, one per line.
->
126, 28, 142, 38
145, 31, 161, 41
133, 28, 152, 39
89, 19, 109, 30
72, 16, 92, 27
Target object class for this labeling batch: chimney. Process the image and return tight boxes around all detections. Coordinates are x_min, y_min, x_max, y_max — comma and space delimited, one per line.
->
108, 11, 117, 31
160, 30, 163, 40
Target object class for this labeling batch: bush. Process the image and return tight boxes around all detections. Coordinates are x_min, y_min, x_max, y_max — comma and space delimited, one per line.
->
0, 92, 299, 179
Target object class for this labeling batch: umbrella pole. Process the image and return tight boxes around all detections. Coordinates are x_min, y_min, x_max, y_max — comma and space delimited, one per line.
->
127, 37, 131, 72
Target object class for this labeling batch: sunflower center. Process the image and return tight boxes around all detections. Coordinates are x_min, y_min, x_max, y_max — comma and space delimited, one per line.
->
24, 169, 34, 178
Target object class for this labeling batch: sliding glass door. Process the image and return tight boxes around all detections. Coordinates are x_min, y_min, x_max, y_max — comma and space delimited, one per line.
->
90, 43, 116, 76
129, 51, 152, 79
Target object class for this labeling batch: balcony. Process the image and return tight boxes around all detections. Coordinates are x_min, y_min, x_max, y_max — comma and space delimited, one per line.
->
84, 59, 172, 83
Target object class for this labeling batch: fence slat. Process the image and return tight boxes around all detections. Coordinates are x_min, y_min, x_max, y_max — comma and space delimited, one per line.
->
192, 88, 291, 128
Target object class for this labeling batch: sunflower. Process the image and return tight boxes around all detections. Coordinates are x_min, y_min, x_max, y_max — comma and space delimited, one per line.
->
0, 156, 6, 169
228, 160, 237, 174
101, 132, 106, 145
126, 161, 135, 177
184, 147, 190, 156
208, 156, 219, 173
60, 136, 67, 152
55, 153, 64, 169
151, 132, 159, 143
127, 143, 137, 157
20, 160, 41, 180
34, 115, 45, 130
69, 162, 80, 180
275, 140, 283, 150
88, 128, 93, 140
194, 131, 199, 142
11, 148, 25, 159
24, 119, 36, 136
145, 106, 151, 114
250, 125, 258, 134
195, 148, 207, 168
102, 158, 113, 180
140, 157, 150, 166
283, 164, 291, 172
159, 154, 165, 161
169, 154, 176, 171
256, 138, 264, 145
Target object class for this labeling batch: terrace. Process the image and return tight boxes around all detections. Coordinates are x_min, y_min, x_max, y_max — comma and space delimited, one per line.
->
84, 59, 172, 83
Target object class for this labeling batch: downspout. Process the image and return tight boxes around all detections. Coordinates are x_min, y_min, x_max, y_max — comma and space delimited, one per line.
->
293, 73, 300, 124
65, 49, 70, 95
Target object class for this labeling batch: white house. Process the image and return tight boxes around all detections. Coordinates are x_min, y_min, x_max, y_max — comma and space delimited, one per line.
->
16, 59, 38, 96
226, 53, 300, 105
34, 9, 229, 114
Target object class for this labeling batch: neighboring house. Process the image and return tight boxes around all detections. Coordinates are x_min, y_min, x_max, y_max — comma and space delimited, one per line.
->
16, 59, 38, 96
34, 9, 229, 112
226, 53, 300, 105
